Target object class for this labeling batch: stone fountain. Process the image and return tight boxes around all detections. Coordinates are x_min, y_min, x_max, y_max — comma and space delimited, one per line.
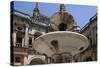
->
32, 4, 89, 63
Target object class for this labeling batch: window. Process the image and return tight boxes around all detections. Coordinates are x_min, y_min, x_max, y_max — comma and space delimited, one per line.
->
29, 37, 32, 48
29, 37, 32, 45
17, 26, 24, 32
17, 37, 22, 43
18, 27, 23, 30
15, 57, 21, 63
16, 36, 22, 47
59, 23, 67, 31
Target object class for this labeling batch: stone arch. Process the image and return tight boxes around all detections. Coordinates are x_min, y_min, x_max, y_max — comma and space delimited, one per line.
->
29, 58, 45, 65
58, 23, 67, 31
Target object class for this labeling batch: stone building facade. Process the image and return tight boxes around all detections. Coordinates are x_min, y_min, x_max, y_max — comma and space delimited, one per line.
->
11, 2, 49, 65
11, 2, 97, 66
74, 13, 97, 62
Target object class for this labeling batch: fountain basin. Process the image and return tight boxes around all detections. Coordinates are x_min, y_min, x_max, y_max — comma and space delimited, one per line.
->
33, 31, 89, 57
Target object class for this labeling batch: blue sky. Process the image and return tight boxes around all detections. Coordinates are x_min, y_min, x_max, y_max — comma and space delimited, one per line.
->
13, 1, 97, 28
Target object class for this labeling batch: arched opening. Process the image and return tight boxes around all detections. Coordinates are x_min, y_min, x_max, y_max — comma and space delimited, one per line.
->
84, 57, 93, 61
29, 58, 45, 65
59, 23, 67, 31
34, 32, 42, 40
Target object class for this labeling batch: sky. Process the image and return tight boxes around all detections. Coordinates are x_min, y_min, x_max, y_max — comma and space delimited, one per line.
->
12, 1, 97, 28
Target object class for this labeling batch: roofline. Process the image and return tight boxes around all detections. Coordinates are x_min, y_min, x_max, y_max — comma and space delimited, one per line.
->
12, 9, 48, 27
80, 13, 97, 33
12, 9, 30, 17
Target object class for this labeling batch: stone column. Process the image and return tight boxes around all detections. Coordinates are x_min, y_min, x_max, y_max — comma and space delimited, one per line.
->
32, 36, 34, 47
24, 56, 28, 65
22, 38, 25, 47
12, 32, 16, 47
24, 24, 29, 47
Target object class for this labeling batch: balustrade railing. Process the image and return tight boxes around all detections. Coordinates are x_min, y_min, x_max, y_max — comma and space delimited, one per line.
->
16, 43, 22, 48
